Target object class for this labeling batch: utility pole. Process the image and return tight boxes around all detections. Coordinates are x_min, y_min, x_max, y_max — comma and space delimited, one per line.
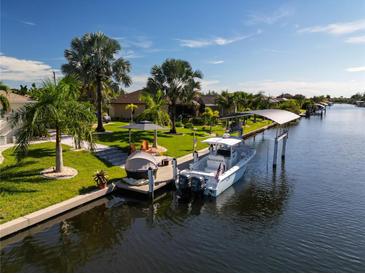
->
52, 71, 56, 84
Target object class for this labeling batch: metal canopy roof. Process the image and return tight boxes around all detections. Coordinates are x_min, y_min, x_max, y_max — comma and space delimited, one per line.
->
202, 137, 242, 146
220, 109, 300, 125
121, 121, 165, 131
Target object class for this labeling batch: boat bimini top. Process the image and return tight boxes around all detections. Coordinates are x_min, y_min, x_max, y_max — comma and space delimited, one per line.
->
202, 137, 242, 147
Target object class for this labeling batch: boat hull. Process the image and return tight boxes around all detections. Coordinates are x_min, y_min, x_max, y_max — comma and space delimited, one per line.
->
204, 165, 247, 197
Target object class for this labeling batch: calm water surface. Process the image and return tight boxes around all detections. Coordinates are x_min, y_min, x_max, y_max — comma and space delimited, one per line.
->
1, 104, 365, 272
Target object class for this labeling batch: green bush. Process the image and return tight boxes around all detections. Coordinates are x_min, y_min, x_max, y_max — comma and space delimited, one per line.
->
184, 122, 193, 129
191, 117, 205, 125
175, 121, 183, 127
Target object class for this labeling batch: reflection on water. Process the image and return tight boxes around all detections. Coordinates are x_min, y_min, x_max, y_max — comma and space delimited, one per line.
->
1, 104, 365, 272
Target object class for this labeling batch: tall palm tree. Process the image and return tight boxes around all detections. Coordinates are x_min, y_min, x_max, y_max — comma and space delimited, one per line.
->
147, 59, 203, 134
11, 77, 95, 173
125, 103, 138, 123
62, 32, 132, 132
139, 89, 170, 126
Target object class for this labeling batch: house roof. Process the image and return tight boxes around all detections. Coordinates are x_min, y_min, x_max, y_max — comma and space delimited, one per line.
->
0, 90, 35, 104
111, 90, 145, 104
200, 94, 217, 106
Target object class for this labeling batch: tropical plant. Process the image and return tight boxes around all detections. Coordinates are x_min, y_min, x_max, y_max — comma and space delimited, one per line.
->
147, 59, 203, 133
125, 103, 138, 123
93, 170, 108, 189
0, 94, 10, 117
215, 90, 233, 115
232, 91, 251, 112
11, 77, 96, 173
0, 81, 10, 117
277, 99, 301, 114
139, 89, 170, 126
62, 32, 132, 132
202, 107, 220, 133
0, 81, 11, 92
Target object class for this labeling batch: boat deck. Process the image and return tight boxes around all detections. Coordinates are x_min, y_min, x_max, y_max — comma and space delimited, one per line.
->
116, 165, 174, 195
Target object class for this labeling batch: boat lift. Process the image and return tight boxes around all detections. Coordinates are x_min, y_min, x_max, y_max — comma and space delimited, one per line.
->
220, 109, 300, 168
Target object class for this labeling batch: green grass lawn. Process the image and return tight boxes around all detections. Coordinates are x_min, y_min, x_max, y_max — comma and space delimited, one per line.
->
96, 119, 272, 158
0, 142, 125, 224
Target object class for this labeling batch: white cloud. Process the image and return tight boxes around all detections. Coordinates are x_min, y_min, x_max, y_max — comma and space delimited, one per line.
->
19, 20, 36, 26
246, 6, 294, 25
345, 35, 365, 44
346, 66, 365, 72
113, 36, 152, 49
0, 55, 60, 82
124, 50, 143, 59
177, 31, 260, 48
126, 74, 149, 91
208, 60, 224, 64
298, 19, 365, 35
238, 79, 365, 97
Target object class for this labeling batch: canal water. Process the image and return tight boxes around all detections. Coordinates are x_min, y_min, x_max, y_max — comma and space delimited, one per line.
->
1, 104, 364, 272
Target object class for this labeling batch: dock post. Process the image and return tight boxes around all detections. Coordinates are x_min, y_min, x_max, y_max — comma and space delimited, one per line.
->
148, 167, 154, 200
172, 158, 177, 181
193, 151, 198, 163
273, 138, 278, 168
281, 134, 287, 160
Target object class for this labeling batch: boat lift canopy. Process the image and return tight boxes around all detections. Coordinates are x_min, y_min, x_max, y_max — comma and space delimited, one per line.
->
219, 109, 300, 168
220, 109, 300, 125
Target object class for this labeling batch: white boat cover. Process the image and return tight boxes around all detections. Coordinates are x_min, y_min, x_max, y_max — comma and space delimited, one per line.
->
220, 109, 300, 125
202, 137, 242, 146
125, 151, 158, 171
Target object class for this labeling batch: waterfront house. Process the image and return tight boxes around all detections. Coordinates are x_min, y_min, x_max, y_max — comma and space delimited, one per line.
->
108, 90, 219, 120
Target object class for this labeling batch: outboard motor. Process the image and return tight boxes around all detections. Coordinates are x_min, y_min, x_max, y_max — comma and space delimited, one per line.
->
177, 173, 191, 196
190, 176, 206, 193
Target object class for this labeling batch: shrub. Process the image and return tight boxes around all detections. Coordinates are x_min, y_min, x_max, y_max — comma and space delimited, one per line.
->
191, 117, 205, 125
175, 121, 183, 127
184, 122, 193, 129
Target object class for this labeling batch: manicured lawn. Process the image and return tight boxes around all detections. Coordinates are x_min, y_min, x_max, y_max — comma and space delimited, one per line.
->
96, 119, 272, 158
0, 142, 125, 224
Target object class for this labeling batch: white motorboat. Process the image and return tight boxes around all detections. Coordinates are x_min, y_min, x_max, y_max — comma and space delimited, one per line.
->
176, 134, 256, 197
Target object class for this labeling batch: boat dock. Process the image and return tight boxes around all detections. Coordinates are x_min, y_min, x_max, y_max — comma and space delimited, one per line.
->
116, 165, 174, 196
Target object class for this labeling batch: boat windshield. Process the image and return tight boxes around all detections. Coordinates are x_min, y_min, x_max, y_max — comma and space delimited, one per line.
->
217, 149, 230, 157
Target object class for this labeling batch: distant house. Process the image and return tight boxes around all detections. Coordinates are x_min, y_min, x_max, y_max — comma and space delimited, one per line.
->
108, 90, 147, 120
108, 90, 219, 120
0, 91, 35, 145
200, 94, 219, 111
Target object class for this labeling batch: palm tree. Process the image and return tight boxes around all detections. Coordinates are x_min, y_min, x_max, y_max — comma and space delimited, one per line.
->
147, 59, 203, 134
125, 103, 138, 123
139, 89, 170, 126
0, 81, 10, 117
11, 77, 95, 173
202, 107, 220, 133
215, 90, 233, 115
0, 81, 11, 92
62, 32, 132, 132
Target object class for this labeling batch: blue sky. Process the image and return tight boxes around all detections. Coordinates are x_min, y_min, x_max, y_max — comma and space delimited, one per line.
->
1, 0, 365, 97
